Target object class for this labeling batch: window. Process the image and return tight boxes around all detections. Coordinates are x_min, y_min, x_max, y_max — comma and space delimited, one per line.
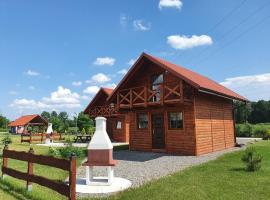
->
137, 113, 148, 129
151, 74, 163, 102
168, 112, 183, 129
116, 121, 122, 129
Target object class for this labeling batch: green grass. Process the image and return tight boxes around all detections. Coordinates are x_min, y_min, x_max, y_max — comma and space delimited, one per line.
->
98, 141, 270, 200
1, 134, 270, 200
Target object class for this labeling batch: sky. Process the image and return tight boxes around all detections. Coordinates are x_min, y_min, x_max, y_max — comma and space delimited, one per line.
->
1, 0, 270, 120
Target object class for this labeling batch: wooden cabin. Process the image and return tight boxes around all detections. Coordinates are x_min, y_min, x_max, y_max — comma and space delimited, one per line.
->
84, 53, 247, 155
8, 114, 48, 134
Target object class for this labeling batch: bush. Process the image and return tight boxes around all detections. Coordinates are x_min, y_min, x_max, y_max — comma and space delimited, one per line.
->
241, 146, 262, 171
236, 123, 252, 137
81, 128, 86, 135
262, 130, 270, 140
48, 145, 86, 159
1, 134, 12, 145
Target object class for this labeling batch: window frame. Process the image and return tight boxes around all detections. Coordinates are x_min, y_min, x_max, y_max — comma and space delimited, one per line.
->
167, 111, 184, 130
137, 113, 149, 130
115, 120, 122, 129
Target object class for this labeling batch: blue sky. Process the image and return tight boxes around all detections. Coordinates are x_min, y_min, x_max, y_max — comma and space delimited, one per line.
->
1, 0, 270, 120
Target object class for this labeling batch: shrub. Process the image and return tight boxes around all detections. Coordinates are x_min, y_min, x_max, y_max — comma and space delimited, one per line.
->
241, 146, 262, 171
236, 123, 252, 137
262, 130, 270, 140
48, 145, 86, 159
1, 134, 12, 145
81, 128, 86, 135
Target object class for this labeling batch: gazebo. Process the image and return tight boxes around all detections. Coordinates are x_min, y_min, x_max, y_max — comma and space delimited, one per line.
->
8, 114, 48, 134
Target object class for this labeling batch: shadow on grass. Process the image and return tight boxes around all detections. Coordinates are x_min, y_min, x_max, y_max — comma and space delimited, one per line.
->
0, 179, 42, 200
229, 167, 246, 172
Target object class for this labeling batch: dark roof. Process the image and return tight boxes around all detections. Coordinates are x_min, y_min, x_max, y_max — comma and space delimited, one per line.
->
84, 87, 113, 114
8, 114, 48, 127
108, 52, 247, 102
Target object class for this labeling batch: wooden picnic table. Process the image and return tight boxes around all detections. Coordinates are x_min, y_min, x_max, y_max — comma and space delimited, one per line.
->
74, 135, 91, 143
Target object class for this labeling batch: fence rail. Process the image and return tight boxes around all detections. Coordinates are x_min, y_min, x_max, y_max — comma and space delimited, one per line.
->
21, 133, 64, 144
1, 145, 76, 200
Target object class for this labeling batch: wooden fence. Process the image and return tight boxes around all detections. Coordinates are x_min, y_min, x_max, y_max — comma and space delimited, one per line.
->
21, 133, 64, 144
1, 145, 76, 200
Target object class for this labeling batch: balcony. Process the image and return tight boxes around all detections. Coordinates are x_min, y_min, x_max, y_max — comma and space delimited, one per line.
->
117, 81, 192, 109
88, 104, 118, 118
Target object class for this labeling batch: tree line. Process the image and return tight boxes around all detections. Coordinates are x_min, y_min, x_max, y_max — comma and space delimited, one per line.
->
0, 115, 9, 131
234, 100, 270, 124
40, 111, 94, 134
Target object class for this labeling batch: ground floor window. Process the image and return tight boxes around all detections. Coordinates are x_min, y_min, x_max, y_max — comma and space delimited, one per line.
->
137, 113, 148, 129
116, 121, 122, 129
168, 112, 183, 129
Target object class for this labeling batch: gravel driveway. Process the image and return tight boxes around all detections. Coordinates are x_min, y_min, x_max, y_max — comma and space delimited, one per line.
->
77, 147, 241, 188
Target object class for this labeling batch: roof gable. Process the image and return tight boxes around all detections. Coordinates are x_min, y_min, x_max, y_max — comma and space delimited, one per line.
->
108, 53, 247, 102
8, 114, 48, 127
84, 87, 113, 114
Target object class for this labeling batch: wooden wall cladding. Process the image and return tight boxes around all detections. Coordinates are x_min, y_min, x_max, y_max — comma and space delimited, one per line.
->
194, 92, 234, 155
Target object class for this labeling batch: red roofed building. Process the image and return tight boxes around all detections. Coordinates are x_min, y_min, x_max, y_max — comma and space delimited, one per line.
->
8, 114, 48, 134
84, 53, 247, 155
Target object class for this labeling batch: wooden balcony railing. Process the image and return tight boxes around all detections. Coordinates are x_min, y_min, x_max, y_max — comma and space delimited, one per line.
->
88, 105, 118, 118
117, 81, 192, 109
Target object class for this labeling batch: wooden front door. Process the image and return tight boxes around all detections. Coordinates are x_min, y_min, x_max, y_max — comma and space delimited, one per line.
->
152, 113, 165, 149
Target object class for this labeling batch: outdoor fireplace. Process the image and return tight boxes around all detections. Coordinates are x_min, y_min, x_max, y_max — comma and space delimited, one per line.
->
83, 117, 117, 185
45, 123, 53, 144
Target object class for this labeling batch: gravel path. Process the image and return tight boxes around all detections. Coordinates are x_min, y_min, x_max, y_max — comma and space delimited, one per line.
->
77, 147, 241, 188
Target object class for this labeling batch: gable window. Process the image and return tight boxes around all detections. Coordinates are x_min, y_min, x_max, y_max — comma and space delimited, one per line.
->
116, 121, 122, 129
168, 112, 183, 129
137, 113, 148, 129
151, 74, 163, 102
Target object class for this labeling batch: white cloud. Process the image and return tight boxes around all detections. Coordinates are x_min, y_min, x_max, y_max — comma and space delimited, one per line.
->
83, 86, 99, 95
133, 20, 151, 31
93, 57, 115, 66
117, 69, 128, 75
72, 81, 82, 86
167, 35, 213, 50
86, 73, 111, 84
10, 86, 81, 110
120, 14, 128, 28
28, 86, 35, 90
159, 0, 183, 10
25, 69, 40, 76
220, 73, 270, 101
127, 59, 136, 66
103, 83, 117, 89
81, 95, 90, 100
8, 91, 18, 95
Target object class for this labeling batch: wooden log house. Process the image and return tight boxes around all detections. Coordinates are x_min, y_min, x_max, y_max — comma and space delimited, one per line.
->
84, 53, 247, 155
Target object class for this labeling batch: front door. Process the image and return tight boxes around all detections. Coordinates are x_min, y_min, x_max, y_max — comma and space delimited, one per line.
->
152, 113, 165, 149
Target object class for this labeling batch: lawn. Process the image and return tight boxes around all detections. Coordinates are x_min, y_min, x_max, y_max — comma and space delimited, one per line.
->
103, 141, 270, 200
0, 134, 270, 200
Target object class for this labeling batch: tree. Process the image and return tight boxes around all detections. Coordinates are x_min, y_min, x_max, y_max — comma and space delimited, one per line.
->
51, 111, 58, 118
77, 112, 93, 131
41, 111, 50, 121
234, 101, 251, 123
0, 115, 9, 129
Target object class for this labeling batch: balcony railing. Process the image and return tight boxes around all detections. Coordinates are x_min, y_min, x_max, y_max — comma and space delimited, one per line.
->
117, 81, 191, 109
88, 105, 118, 118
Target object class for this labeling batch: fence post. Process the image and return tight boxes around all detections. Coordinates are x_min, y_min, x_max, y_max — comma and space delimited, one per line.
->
41, 133, 43, 143
27, 147, 34, 191
69, 153, 76, 200
2, 144, 8, 179
29, 133, 32, 144
21, 134, 23, 143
